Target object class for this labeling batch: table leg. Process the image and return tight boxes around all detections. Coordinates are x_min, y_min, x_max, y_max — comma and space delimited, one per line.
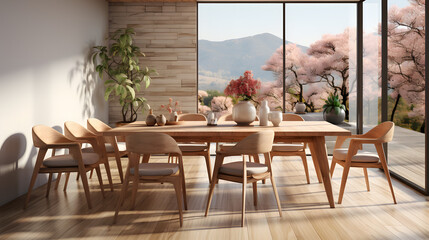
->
310, 136, 335, 208
308, 141, 323, 183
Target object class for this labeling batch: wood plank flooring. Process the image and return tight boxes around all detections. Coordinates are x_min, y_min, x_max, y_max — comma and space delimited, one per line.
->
1, 154, 429, 239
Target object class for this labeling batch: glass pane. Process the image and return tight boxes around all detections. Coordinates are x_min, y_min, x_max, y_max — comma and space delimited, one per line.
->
387, 0, 425, 188
285, 4, 357, 151
198, 3, 283, 118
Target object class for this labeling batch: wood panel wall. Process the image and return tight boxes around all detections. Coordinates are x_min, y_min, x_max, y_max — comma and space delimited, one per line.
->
109, 2, 197, 124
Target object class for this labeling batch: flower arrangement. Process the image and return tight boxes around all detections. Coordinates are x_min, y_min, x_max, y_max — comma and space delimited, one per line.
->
160, 98, 182, 114
224, 70, 261, 101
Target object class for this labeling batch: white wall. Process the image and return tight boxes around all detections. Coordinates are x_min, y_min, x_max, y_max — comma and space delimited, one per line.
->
0, 0, 109, 206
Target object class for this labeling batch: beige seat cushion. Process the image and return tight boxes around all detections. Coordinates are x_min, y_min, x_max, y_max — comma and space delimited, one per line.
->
272, 143, 304, 152
178, 143, 208, 152
219, 161, 268, 177
333, 148, 380, 163
130, 163, 179, 176
43, 153, 99, 167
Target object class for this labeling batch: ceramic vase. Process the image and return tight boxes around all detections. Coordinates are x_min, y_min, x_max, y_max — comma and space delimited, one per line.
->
232, 100, 257, 126
146, 109, 156, 126
295, 102, 306, 113
259, 100, 270, 126
268, 111, 283, 127
323, 109, 345, 125
156, 114, 167, 126
169, 111, 178, 122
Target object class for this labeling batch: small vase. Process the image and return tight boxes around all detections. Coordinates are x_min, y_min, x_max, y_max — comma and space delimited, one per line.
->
169, 111, 178, 122
259, 100, 270, 126
268, 111, 283, 127
232, 100, 257, 126
295, 102, 306, 113
146, 109, 156, 126
156, 114, 167, 126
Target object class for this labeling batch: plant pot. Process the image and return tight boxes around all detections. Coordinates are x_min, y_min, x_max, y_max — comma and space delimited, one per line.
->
323, 109, 345, 125
295, 102, 306, 113
232, 100, 257, 126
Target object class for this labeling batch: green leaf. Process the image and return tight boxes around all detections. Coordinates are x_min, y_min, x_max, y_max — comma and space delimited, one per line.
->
104, 86, 114, 101
115, 73, 127, 81
144, 75, 150, 88
334, 107, 340, 115
126, 85, 135, 99
135, 83, 141, 92
120, 85, 127, 99
124, 79, 133, 85
115, 85, 121, 96
104, 79, 115, 86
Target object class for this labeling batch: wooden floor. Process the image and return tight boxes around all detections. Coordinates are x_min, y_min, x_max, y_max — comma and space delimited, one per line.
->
1, 154, 429, 239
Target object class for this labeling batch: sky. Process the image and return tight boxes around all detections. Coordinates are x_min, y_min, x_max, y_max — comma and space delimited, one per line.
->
198, 0, 411, 47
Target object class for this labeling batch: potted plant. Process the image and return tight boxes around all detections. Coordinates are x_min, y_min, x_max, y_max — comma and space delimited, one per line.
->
323, 93, 346, 124
224, 70, 261, 125
92, 28, 157, 123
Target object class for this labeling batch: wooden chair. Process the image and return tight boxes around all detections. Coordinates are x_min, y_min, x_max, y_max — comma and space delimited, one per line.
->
24, 125, 105, 209
205, 131, 282, 227
168, 113, 212, 183
114, 133, 187, 227
87, 118, 127, 183
64, 121, 114, 191
330, 121, 396, 204
270, 113, 311, 184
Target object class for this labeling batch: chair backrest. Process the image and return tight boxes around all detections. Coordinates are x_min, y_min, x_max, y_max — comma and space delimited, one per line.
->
364, 121, 395, 143
64, 121, 96, 141
32, 125, 74, 148
126, 133, 181, 155
224, 131, 275, 155
178, 113, 207, 121
283, 113, 304, 121
218, 114, 259, 122
87, 118, 111, 134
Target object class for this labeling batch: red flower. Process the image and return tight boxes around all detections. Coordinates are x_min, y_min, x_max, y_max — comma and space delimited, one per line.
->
224, 70, 261, 100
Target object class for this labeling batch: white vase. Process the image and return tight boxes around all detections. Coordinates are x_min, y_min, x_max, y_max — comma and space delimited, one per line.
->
169, 111, 178, 122
295, 102, 306, 113
259, 100, 270, 126
268, 111, 283, 127
232, 100, 257, 126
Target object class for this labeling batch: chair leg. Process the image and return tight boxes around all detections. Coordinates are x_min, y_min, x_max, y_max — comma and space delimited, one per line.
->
95, 166, 105, 198
63, 173, 70, 192
79, 168, 92, 209
363, 168, 370, 191
103, 157, 114, 192
205, 155, 222, 216
300, 152, 310, 184
114, 152, 124, 183
338, 163, 351, 204
24, 149, 46, 209
178, 156, 188, 210
54, 172, 62, 190
113, 162, 131, 223
173, 180, 184, 227
89, 169, 94, 179
330, 157, 337, 177
377, 144, 397, 204
252, 182, 257, 206
46, 173, 53, 198
241, 174, 247, 227
76, 172, 79, 181
204, 151, 212, 183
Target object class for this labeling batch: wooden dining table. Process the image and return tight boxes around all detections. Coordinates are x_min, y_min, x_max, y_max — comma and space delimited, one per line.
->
103, 120, 351, 208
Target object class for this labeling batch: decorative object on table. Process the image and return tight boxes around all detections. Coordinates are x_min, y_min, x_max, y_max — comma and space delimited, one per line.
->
322, 93, 346, 125
206, 111, 217, 126
259, 100, 270, 126
224, 70, 261, 126
92, 28, 157, 124
269, 111, 283, 127
156, 114, 166, 126
160, 98, 182, 122
295, 102, 306, 114
145, 109, 157, 126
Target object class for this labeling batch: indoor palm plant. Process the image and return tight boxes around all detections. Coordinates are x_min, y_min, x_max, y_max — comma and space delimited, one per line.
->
92, 28, 157, 123
323, 93, 346, 124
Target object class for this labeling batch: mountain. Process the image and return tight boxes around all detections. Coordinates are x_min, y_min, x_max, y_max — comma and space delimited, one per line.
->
198, 33, 307, 92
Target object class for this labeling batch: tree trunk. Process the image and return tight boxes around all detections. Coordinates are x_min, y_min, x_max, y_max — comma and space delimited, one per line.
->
299, 84, 303, 102
420, 120, 425, 133
390, 94, 401, 122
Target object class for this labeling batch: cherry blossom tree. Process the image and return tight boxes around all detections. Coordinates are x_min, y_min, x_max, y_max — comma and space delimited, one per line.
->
210, 96, 233, 116
306, 28, 356, 120
387, 0, 425, 132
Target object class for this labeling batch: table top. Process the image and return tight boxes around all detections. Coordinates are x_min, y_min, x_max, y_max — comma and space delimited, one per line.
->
104, 121, 351, 140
